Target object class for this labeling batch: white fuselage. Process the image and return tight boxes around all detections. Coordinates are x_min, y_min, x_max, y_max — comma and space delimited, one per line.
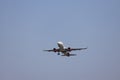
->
57, 41, 65, 52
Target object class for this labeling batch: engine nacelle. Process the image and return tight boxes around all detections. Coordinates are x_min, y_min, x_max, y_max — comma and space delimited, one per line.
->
66, 53, 70, 56
53, 48, 57, 52
68, 47, 71, 51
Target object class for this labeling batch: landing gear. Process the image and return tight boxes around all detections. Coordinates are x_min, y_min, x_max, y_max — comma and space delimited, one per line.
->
57, 52, 60, 55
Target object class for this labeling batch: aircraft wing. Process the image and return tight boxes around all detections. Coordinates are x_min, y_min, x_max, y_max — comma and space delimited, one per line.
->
43, 48, 60, 52
65, 47, 87, 51
71, 48, 87, 50
43, 50, 54, 52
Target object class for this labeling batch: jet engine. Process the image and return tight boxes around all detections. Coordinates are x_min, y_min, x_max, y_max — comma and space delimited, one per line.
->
66, 53, 70, 56
53, 48, 57, 52
68, 47, 71, 51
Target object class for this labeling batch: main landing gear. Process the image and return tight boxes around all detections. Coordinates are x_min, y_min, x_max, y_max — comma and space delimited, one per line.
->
57, 52, 60, 55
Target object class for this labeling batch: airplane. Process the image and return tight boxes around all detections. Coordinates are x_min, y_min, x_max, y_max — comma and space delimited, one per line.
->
43, 41, 87, 57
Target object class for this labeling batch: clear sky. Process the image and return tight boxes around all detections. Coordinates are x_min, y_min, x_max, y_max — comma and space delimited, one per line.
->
0, 0, 120, 80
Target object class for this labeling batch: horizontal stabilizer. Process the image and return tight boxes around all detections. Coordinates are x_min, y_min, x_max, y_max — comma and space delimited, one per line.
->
61, 54, 77, 57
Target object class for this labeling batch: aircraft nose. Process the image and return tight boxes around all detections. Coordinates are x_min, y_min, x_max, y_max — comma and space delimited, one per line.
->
57, 41, 63, 44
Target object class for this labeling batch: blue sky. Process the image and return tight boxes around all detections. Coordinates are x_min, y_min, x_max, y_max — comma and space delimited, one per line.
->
0, 0, 120, 80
